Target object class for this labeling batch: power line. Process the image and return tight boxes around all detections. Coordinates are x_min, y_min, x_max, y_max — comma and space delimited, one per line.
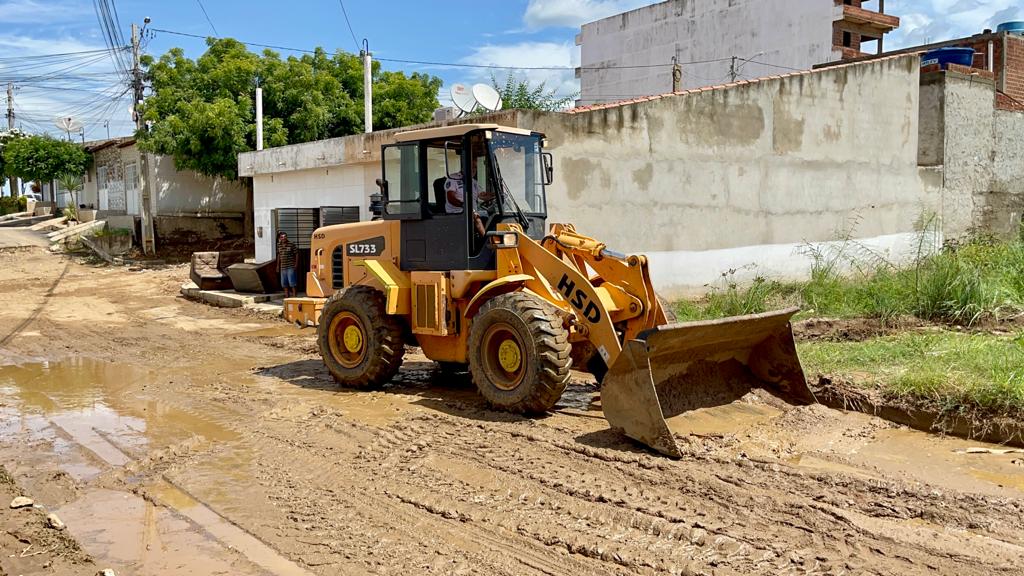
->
195, 0, 219, 36
150, 28, 736, 71
336, 0, 360, 53
745, 59, 805, 72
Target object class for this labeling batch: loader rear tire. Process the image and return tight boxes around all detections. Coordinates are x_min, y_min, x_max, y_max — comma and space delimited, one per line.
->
318, 285, 405, 389
469, 292, 571, 414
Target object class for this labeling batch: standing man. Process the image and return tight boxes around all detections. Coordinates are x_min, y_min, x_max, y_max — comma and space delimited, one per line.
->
277, 231, 298, 298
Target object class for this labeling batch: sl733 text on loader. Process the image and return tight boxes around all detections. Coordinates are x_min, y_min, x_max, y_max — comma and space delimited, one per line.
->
289, 123, 814, 457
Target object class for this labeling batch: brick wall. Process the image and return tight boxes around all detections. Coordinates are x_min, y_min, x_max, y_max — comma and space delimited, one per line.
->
1004, 35, 1024, 108
832, 23, 862, 52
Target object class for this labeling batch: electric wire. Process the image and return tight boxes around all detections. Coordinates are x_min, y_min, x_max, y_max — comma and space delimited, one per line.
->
336, 0, 360, 53
196, 0, 219, 36
149, 28, 738, 71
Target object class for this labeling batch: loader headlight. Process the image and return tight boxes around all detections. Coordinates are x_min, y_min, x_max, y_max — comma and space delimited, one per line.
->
485, 231, 519, 249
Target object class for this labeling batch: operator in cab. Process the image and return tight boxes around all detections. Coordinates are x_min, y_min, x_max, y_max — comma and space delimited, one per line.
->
444, 154, 494, 237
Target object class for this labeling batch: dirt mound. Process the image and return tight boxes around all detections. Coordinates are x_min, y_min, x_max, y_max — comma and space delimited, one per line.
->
793, 317, 917, 341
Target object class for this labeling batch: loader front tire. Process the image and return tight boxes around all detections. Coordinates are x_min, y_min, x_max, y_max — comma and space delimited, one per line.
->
469, 292, 572, 414
318, 285, 405, 389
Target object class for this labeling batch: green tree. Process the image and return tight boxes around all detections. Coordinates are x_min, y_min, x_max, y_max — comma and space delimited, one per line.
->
139, 38, 442, 180
490, 73, 575, 111
0, 129, 26, 196
3, 135, 90, 184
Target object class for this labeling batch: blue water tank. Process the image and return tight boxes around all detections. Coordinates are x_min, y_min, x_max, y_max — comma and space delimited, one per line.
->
921, 47, 975, 69
996, 21, 1024, 35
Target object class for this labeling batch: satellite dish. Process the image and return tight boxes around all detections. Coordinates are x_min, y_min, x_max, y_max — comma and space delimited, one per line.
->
54, 116, 83, 134
472, 83, 503, 112
450, 83, 477, 115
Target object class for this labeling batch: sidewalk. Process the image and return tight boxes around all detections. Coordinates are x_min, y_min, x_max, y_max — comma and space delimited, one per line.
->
0, 227, 49, 249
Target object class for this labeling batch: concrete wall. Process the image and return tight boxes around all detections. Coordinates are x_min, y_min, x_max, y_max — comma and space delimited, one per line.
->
578, 0, 841, 105
526, 54, 933, 294
251, 164, 376, 262
923, 72, 1024, 239
147, 154, 246, 216
937, 72, 997, 237
83, 142, 246, 226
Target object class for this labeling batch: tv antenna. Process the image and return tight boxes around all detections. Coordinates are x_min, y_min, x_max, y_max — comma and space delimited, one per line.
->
449, 83, 476, 117
54, 116, 83, 140
472, 83, 503, 112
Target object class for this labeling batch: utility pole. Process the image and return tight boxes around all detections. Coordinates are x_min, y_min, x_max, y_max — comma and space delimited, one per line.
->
133, 20, 156, 255
5, 83, 13, 131
729, 56, 738, 83
361, 39, 372, 133
671, 57, 682, 93
255, 83, 263, 151
103, 120, 110, 139
6, 82, 19, 197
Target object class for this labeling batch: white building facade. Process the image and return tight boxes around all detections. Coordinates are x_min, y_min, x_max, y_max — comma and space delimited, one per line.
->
576, 0, 899, 105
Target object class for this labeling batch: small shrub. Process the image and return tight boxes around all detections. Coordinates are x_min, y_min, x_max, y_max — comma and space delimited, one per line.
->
704, 276, 783, 318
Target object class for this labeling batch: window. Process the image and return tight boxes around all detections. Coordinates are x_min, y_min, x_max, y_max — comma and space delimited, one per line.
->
489, 132, 546, 216
843, 31, 852, 47
124, 162, 138, 192
382, 144, 421, 217
426, 145, 460, 213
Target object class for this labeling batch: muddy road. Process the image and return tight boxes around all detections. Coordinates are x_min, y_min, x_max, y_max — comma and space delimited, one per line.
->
1, 244, 1023, 575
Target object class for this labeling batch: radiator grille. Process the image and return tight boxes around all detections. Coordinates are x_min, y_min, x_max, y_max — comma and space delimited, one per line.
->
331, 245, 345, 289
415, 284, 438, 331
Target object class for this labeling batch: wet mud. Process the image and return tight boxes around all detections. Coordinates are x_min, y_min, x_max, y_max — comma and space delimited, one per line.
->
1, 246, 1023, 575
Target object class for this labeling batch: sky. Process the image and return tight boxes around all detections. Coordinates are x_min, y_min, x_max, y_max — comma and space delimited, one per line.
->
0, 0, 1021, 142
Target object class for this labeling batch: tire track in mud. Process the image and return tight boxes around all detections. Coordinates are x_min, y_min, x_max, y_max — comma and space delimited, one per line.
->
116, 357, 1024, 576
350, 412, 1024, 575
152, 375, 1024, 576
97, 346, 1024, 576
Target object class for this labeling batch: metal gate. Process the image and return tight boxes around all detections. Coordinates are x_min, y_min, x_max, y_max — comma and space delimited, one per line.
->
273, 208, 320, 292
320, 206, 361, 227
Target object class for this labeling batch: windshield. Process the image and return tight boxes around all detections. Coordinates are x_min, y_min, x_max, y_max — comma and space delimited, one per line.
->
488, 132, 545, 217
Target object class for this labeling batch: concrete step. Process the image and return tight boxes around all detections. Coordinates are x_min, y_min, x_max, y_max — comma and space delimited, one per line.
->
180, 282, 284, 309
28, 216, 68, 231
48, 220, 105, 242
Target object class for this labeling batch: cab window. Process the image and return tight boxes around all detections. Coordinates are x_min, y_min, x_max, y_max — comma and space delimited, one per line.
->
382, 144, 421, 217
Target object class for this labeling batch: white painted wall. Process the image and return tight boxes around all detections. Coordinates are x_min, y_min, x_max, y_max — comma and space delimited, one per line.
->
523, 55, 938, 295
252, 162, 376, 262
578, 0, 841, 105
146, 154, 247, 216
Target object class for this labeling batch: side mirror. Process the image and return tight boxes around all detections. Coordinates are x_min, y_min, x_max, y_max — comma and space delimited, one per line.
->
541, 152, 554, 185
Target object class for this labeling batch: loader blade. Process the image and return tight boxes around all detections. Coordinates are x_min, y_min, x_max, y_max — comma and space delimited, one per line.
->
601, 307, 813, 458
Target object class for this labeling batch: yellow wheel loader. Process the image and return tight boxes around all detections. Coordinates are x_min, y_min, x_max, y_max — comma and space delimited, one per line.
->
297, 123, 814, 457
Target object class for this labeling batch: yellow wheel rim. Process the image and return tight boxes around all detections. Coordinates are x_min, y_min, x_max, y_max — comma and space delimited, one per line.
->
343, 325, 363, 353
328, 311, 366, 369
481, 323, 527, 391
497, 339, 521, 373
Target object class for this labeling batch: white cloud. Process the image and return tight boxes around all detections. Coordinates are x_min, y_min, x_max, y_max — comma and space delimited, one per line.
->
523, 0, 655, 30
0, 0, 90, 24
886, 0, 1023, 49
452, 41, 579, 103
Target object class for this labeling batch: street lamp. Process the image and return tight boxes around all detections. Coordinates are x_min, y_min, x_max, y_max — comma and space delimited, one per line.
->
730, 51, 765, 82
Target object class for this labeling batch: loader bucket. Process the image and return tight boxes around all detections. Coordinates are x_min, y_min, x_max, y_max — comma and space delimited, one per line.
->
600, 307, 813, 458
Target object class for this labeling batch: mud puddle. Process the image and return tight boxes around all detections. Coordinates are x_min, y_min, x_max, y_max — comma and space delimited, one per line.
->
857, 428, 1024, 497
732, 402, 1024, 497
0, 358, 312, 576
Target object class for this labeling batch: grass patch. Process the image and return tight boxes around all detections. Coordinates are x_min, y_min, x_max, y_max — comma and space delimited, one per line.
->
674, 236, 1024, 326
799, 331, 1024, 417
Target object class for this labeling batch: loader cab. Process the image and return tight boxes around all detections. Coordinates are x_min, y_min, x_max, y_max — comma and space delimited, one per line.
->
379, 124, 552, 271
